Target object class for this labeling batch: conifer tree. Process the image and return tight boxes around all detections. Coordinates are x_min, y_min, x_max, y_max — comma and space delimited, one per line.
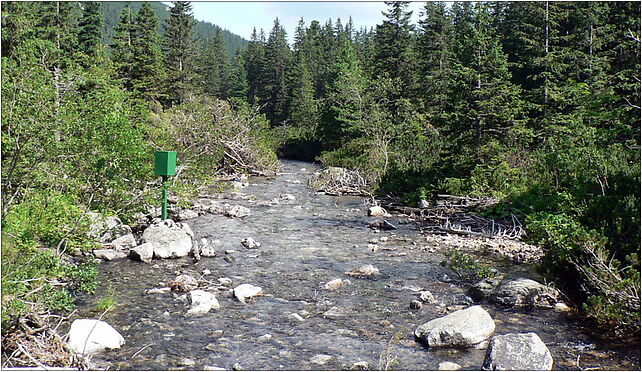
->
416, 2, 454, 115
262, 18, 291, 124
77, 2, 102, 57
131, 2, 164, 101
111, 5, 135, 90
163, 1, 198, 106
245, 28, 266, 105
36, 1, 79, 58
228, 50, 249, 104
373, 1, 417, 97
201, 29, 231, 98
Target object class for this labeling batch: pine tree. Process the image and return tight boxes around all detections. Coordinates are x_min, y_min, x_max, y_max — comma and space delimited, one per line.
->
288, 46, 318, 131
201, 29, 231, 98
228, 50, 249, 104
131, 2, 164, 101
111, 5, 135, 90
416, 2, 454, 115
262, 18, 291, 124
245, 28, 266, 105
77, 2, 102, 57
320, 39, 369, 149
163, 1, 198, 105
445, 2, 524, 170
373, 1, 417, 97
36, 1, 79, 58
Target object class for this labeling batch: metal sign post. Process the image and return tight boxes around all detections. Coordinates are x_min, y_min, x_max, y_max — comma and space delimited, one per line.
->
154, 151, 177, 220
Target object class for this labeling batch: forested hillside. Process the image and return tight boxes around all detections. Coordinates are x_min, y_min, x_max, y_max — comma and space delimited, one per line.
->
100, 1, 248, 58
1, 1, 640, 361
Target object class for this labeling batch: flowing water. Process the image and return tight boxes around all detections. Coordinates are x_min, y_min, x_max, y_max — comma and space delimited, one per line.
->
76, 160, 640, 370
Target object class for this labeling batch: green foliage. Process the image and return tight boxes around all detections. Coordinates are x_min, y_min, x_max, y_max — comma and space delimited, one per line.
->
1, 190, 98, 334
440, 249, 497, 281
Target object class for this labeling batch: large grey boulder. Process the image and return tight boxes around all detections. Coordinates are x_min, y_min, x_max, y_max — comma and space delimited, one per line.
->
482, 332, 553, 370
415, 305, 495, 348
68, 319, 125, 355
142, 220, 193, 259
490, 278, 559, 308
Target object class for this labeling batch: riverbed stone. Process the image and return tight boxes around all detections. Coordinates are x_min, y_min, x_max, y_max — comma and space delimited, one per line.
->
351, 361, 370, 370
68, 319, 125, 355
169, 274, 199, 292
129, 242, 154, 263
415, 305, 495, 348
233, 284, 262, 303
469, 278, 501, 302
93, 249, 127, 261
419, 290, 436, 303
279, 193, 296, 201
142, 220, 194, 259
186, 290, 220, 317
490, 278, 560, 308
482, 332, 553, 370
241, 237, 261, 249
288, 313, 305, 322
368, 206, 387, 217
324, 278, 349, 291
226, 205, 251, 218
345, 264, 380, 277
438, 362, 462, 370
177, 209, 199, 221
310, 354, 333, 365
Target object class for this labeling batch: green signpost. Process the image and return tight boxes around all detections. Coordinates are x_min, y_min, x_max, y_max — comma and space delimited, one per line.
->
154, 151, 177, 220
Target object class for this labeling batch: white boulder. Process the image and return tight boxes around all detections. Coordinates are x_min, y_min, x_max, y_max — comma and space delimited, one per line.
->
186, 290, 220, 317
129, 242, 154, 263
233, 284, 262, 303
67, 319, 125, 355
141, 220, 193, 259
241, 237, 261, 249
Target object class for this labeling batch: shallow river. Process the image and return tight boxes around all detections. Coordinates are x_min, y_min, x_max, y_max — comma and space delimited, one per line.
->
77, 160, 640, 370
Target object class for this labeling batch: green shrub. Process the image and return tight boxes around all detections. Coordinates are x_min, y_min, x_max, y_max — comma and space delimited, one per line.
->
440, 249, 496, 281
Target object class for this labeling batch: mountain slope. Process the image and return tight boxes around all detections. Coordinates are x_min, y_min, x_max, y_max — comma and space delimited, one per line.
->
100, 2, 248, 57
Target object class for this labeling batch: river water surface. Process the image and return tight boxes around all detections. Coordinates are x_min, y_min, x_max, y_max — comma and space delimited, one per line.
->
76, 160, 640, 370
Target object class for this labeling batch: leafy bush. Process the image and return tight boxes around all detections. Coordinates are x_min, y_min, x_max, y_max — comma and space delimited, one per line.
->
1, 190, 98, 334
440, 249, 496, 281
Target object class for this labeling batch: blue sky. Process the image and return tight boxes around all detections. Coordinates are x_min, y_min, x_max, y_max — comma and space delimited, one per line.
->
190, 2, 425, 43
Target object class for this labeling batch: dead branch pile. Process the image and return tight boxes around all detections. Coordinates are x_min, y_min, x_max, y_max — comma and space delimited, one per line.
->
308, 167, 369, 196
1, 311, 86, 369
380, 194, 525, 240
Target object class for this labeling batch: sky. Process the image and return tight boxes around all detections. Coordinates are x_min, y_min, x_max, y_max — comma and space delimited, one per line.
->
189, 1, 426, 43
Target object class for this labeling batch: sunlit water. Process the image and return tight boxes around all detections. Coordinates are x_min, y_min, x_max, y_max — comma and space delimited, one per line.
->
75, 160, 640, 370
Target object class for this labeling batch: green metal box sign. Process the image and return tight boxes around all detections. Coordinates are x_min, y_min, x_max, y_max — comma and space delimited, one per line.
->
154, 151, 177, 176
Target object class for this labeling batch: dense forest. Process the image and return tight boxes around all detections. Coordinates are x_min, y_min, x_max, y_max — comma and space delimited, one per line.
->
1, 0, 640, 352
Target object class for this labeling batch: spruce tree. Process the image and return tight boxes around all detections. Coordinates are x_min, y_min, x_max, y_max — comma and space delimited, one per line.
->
201, 29, 231, 98
262, 18, 291, 124
245, 28, 266, 105
111, 5, 135, 90
416, 2, 454, 116
77, 2, 102, 57
228, 50, 249, 104
131, 2, 164, 101
163, 1, 198, 106
373, 1, 417, 98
